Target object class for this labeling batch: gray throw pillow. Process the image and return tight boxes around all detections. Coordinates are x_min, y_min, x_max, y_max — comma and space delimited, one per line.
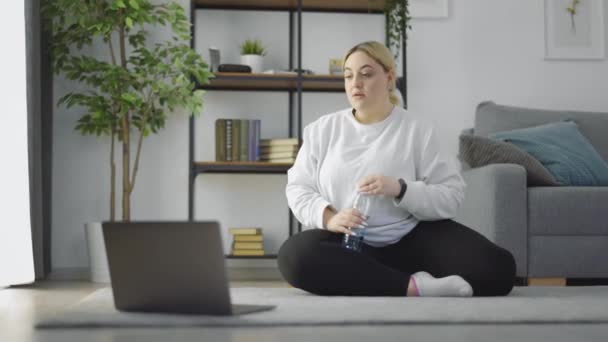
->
458, 134, 559, 186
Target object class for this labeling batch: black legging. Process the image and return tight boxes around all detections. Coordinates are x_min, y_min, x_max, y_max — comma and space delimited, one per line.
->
277, 219, 516, 297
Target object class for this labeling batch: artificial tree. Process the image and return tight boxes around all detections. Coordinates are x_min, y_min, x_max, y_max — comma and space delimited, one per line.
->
42, 0, 213, 221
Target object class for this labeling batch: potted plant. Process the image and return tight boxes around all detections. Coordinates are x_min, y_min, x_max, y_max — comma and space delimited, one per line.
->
42, 0, 213, 282
240, 39, 266, 73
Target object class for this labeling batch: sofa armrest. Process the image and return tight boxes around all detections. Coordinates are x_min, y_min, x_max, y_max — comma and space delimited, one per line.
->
454, 164, 528, 277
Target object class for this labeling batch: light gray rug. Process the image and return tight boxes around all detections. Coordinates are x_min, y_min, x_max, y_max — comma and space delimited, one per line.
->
36, 286, 608, 328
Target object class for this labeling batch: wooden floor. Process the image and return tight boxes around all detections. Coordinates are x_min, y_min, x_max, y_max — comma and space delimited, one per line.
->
1, 281, 608, 342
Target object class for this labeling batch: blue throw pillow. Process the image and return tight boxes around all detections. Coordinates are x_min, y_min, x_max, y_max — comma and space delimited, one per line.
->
489, 121, 608, 186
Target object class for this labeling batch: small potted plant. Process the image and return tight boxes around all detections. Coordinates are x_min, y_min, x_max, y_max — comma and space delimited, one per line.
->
240, 39, 266, 73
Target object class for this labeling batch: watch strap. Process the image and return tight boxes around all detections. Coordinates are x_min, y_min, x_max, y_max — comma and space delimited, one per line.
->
396, 178, 407, 201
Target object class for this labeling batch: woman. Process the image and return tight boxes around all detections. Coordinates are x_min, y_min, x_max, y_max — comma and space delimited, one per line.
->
278, 41, 515, 297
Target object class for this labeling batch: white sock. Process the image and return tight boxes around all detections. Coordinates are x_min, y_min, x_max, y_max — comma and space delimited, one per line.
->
411, 271, 473, 297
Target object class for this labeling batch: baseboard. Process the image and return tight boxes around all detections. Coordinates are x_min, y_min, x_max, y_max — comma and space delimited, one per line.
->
514, 277, 526, 286
48, 269, 608, 285
227, 267, 283, 281
225, 258, 278, 269
49, 263, 283, 282
528, 277, 567, 286
225, 259, 282, 280
567, 278, 608, 286
47, 267, 89, 281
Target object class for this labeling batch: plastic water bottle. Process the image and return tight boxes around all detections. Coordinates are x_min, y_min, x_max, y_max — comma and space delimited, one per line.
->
342, 192, 371, 252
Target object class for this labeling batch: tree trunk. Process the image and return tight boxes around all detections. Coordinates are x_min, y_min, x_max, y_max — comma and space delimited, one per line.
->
107, 31, 118, 222
119, 17, 131, 221
110, 127, 116, 221
122, 115, 130, 221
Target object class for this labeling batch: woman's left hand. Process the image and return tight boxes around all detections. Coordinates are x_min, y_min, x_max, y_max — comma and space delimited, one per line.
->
356, 174, 401, 197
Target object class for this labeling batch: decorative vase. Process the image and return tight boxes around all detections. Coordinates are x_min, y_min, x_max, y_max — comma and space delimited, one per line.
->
84, 222, 111, 283
240, 54, 264, 73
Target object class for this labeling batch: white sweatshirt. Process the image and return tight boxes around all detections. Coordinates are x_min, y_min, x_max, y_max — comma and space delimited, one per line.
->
285, 106, 465, 247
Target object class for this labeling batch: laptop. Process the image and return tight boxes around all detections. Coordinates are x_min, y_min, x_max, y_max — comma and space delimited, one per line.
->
102, 221, 276, 315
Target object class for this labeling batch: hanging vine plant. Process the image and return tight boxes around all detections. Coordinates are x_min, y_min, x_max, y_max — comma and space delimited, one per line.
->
369, 0, 412, 59
386, 0, 412, 59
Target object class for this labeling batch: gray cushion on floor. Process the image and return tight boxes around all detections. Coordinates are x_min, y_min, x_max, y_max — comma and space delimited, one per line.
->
36, 286, 608, 327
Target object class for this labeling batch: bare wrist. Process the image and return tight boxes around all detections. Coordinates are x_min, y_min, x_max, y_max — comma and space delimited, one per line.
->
322, 205, 337, 229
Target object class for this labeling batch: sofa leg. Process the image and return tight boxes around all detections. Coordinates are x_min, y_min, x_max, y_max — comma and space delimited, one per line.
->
527, 278, 567, 286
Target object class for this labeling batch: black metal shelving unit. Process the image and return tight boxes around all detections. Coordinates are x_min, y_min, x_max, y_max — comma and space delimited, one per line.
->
188, 0, 407, 259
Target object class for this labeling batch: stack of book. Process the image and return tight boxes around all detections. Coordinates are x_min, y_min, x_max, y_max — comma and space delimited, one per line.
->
229, 227, 265, 256
259, 138, 300, 163
215, 119, 261, 162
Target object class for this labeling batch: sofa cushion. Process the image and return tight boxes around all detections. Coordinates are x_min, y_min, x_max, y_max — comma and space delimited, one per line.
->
490, 121, 608, 186
475, 101, 608, 162
529, 236, 608, 277
528, 187, 608, 235
458, 134, 558, 186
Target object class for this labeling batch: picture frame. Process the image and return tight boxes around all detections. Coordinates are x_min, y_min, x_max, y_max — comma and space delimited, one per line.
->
410, 0, 449, 19
544, 0, 605, 60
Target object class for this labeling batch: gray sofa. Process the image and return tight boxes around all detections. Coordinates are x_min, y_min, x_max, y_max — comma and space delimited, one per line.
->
455, 101, 608, 281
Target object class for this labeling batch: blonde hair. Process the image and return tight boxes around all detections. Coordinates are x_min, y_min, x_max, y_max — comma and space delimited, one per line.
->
343, 41, 400, 107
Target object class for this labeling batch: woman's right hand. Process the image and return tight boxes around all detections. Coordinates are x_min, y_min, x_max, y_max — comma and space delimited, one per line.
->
325, 207, 368, 235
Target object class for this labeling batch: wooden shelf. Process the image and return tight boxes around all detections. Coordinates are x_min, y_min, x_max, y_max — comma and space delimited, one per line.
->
195, 0, 385, 13
193, 161, 293, 174
226, 254, 278, 259
199, 72, 344, 92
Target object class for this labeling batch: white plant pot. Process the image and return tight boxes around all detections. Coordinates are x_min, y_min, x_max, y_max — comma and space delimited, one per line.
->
240, 54, 264, 73
84, 222, 111, 283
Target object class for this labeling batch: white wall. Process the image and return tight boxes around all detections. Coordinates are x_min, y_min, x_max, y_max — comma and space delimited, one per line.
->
1, 0, 35, 286
51, 0, 608, 273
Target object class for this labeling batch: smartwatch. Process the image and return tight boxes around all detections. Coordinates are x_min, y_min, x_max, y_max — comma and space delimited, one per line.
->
396, 178, 407, 201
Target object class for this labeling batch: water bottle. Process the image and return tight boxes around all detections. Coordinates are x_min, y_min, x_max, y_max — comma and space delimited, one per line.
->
342, 192, 371, 252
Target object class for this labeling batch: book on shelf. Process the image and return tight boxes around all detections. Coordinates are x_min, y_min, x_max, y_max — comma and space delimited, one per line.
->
262, 69, 298, 75
260, 138, 299, 147
225, 119, 232, 161
260, 151, 298, 160
261, 157, 296, 163
228, 227, 262, 235
233, 241, 264, 250
231, 249, 265, 256
234, 235, 264, 242
215, 121, 304, 163
215, 119, 261, 162
215, 119, 226, 162
239, 120, 249, 161
229, 227, 265, 256
248, 119, 261, 162
231, 119, 240, 162
260, 144, 299, 154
